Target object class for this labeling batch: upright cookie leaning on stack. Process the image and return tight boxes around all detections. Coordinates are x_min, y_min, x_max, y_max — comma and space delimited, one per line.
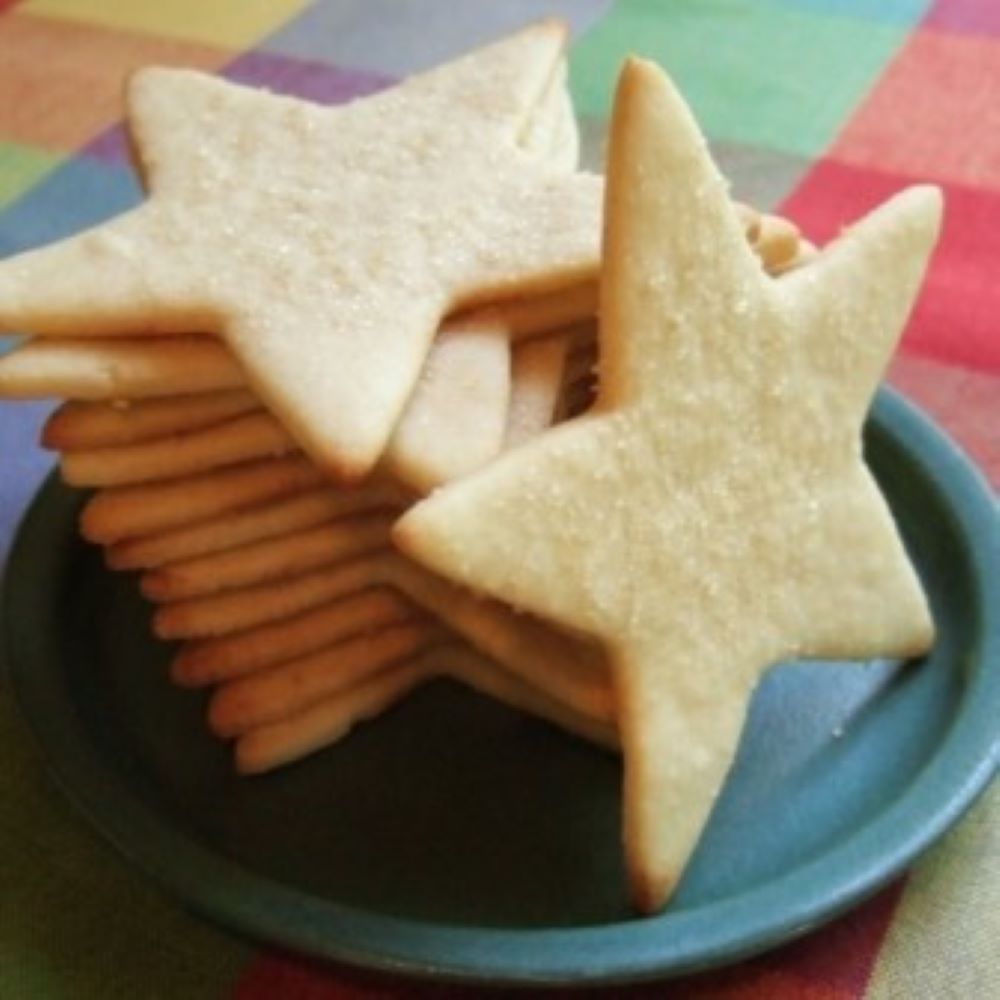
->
395, 58, 941, 912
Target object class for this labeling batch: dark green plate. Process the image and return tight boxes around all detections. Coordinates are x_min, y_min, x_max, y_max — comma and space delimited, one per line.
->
4, 388, 998, 986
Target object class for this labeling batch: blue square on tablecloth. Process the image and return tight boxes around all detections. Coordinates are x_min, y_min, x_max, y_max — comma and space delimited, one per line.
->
260, 0, 611, 75
0, 156, 139, 257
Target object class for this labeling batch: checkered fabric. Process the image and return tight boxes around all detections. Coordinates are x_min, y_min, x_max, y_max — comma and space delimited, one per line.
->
0, 2, 996, 997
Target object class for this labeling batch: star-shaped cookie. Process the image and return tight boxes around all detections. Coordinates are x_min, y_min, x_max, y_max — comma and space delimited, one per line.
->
0, 21, 600, 480
394, 59, 941, 912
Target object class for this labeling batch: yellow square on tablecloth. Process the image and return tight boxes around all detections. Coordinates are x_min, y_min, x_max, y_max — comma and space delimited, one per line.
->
21, 0, 309, 50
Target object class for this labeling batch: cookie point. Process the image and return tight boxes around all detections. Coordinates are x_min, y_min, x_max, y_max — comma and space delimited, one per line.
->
627, 55, 673, 92
907, 183, 945, 231
629, 868, 676, 915
169, 655, 200, 689
233, 740, 265, 776
138, 571, 165, 602
533, 15, 570, 42
389, 508, 422, 557
613, 56, 674, 127
125, 64, 170, 100
205, 694, 237, 739
318, 454, 375, 489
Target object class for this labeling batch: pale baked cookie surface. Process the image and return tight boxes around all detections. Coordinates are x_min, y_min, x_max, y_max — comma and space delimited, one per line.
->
0, 21, 601, 481
396, 58, 940, 913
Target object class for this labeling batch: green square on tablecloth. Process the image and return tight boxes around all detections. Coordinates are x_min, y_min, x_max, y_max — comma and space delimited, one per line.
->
0, 143, 62, 211
569, 0, 910, 156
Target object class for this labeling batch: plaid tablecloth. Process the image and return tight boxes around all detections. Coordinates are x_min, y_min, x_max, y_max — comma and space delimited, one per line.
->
1, 1, 997, 997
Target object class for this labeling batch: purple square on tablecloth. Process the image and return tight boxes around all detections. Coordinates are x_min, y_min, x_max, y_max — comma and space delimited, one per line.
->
83, 124, 131, 167
222, 50, 393, 106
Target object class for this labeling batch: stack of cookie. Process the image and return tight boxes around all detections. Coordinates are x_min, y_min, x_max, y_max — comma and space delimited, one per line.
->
0, 23, 934, 914
0, 210, 802, 776
0, 24, 809, 776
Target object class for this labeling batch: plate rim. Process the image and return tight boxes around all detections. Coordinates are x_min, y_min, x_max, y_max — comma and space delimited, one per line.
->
4, 386, 999, 987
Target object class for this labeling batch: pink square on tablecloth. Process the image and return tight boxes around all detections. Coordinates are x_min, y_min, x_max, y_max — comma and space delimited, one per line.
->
781, 159, 1000, 374
829, 29, 1000, 191
0, 12, 227, 152
923, 0, 1000, 37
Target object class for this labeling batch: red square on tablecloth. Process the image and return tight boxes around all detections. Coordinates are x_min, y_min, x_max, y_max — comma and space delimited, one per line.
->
781, 159, 1000, 373
829, 28, 1000, 191
0, 13, 226, 152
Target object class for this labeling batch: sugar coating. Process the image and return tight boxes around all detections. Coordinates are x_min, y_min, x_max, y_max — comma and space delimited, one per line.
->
518, 57, 580, 172
0, 21, 601, 480
395, 59, 941, 914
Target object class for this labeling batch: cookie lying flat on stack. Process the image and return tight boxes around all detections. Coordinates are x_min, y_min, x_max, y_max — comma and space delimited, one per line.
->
0, 21, 603, 481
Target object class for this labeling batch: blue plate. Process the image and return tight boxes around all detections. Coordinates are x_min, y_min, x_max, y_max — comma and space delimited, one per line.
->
3, 388, 998, 985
